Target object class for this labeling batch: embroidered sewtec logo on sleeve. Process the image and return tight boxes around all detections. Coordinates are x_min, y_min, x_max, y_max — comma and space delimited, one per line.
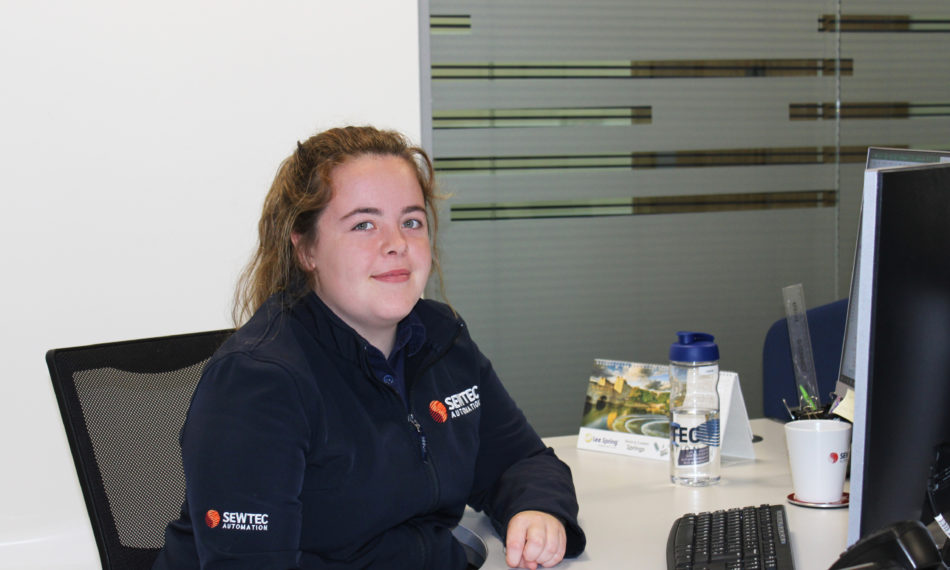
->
205, 509, 270, 532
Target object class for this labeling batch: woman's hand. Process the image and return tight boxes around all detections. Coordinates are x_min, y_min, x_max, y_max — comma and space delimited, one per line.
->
504, 510, 567, 569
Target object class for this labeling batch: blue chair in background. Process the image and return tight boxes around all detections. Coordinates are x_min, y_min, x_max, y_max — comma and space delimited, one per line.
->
762, 298, 848, 420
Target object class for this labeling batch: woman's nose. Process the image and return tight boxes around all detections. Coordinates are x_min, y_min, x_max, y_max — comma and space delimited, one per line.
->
383, 226, 408, 255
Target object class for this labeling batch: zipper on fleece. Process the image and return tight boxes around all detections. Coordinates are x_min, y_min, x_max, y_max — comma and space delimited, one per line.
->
407, 412, 429, 461
407, 409, 441, 514
407, 520, 429, 569
402, 321, 464, 464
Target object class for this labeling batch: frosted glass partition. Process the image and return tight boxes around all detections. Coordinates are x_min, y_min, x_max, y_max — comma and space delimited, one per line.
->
427, 0, 950, 435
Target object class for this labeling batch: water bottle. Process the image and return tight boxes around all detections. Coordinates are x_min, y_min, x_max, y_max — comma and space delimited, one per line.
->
669, 331, 721, 486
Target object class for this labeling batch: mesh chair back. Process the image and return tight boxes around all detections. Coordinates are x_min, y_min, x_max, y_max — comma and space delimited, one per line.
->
46, 329, 233, 570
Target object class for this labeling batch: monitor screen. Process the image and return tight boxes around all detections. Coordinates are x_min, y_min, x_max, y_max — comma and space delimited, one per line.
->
835, 148, 950, 400
847, 161, 950, 545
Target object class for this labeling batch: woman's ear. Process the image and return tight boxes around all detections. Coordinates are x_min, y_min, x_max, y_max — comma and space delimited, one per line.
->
291, 232, 315, 272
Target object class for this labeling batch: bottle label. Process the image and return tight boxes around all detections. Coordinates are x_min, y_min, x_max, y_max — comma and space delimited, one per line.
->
697, 365, 718, 376
676, 446, 711, 466
670, 415, 720, 466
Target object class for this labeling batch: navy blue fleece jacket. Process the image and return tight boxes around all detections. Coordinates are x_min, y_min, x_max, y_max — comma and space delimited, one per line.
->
154, 292, 585, 569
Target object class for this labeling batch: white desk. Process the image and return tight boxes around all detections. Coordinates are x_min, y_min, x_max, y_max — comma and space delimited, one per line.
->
463, 418, 849, 569
1, 418, 846, 569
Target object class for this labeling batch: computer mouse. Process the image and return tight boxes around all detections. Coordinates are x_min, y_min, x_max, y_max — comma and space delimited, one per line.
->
828, 520, 945, 569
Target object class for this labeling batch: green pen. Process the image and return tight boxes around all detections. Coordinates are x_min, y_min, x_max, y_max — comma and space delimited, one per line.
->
799, 384, 818, 411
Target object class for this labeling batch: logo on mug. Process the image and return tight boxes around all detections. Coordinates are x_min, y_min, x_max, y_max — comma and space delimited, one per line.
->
828, 451, 850, 464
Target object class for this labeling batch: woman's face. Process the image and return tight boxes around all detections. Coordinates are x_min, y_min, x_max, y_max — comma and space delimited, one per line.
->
302, 154, 432, 348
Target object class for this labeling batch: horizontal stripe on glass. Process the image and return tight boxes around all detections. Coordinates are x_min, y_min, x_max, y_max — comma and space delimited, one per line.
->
819, 14, 950, 32
790, 102, 950, 120
432, 59, 852, 79
450, 191, 837, 221
433, 107, 651, 128
435, 146, 871, 173
431, 14, 471, 34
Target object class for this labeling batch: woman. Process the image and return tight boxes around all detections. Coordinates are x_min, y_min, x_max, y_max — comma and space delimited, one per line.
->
155, 126, 585, 569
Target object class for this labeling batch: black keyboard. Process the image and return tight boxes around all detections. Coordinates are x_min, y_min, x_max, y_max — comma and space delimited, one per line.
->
667, 504, 795, 570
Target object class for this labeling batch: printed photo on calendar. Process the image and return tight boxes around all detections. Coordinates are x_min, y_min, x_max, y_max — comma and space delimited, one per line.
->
579, 359, 671, 438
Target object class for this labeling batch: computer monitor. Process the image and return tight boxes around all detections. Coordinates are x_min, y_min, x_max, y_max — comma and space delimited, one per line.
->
847, 161, 950, 545
835, 147, 950, 400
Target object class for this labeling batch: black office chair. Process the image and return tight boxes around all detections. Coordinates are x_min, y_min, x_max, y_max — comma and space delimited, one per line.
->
762, 298, 848, 420
46, 329, 233, 570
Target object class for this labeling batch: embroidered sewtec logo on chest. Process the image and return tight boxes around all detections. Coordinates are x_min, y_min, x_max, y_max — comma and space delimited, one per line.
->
428, 385, 480, 423
205, 509, 270, 531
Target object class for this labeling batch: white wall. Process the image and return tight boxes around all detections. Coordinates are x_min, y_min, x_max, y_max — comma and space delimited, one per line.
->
0, 1, 422, 566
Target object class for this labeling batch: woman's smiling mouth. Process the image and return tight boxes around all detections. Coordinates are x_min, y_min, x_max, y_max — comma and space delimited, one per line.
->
373, 269, 411, 283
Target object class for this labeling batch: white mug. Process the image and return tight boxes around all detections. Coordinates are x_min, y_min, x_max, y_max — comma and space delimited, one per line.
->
784, 419, 851, 504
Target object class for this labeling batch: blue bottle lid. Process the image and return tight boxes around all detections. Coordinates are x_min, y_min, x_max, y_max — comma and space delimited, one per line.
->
669, 331, 719, 362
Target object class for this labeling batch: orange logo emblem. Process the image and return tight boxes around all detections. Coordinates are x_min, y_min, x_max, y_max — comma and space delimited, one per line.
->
205, 509, 221, 528
429, 400, 448, 423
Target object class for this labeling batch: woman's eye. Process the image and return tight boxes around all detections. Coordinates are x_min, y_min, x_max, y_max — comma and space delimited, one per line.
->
403, 219, 424, 229
353, 221, 375, 231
